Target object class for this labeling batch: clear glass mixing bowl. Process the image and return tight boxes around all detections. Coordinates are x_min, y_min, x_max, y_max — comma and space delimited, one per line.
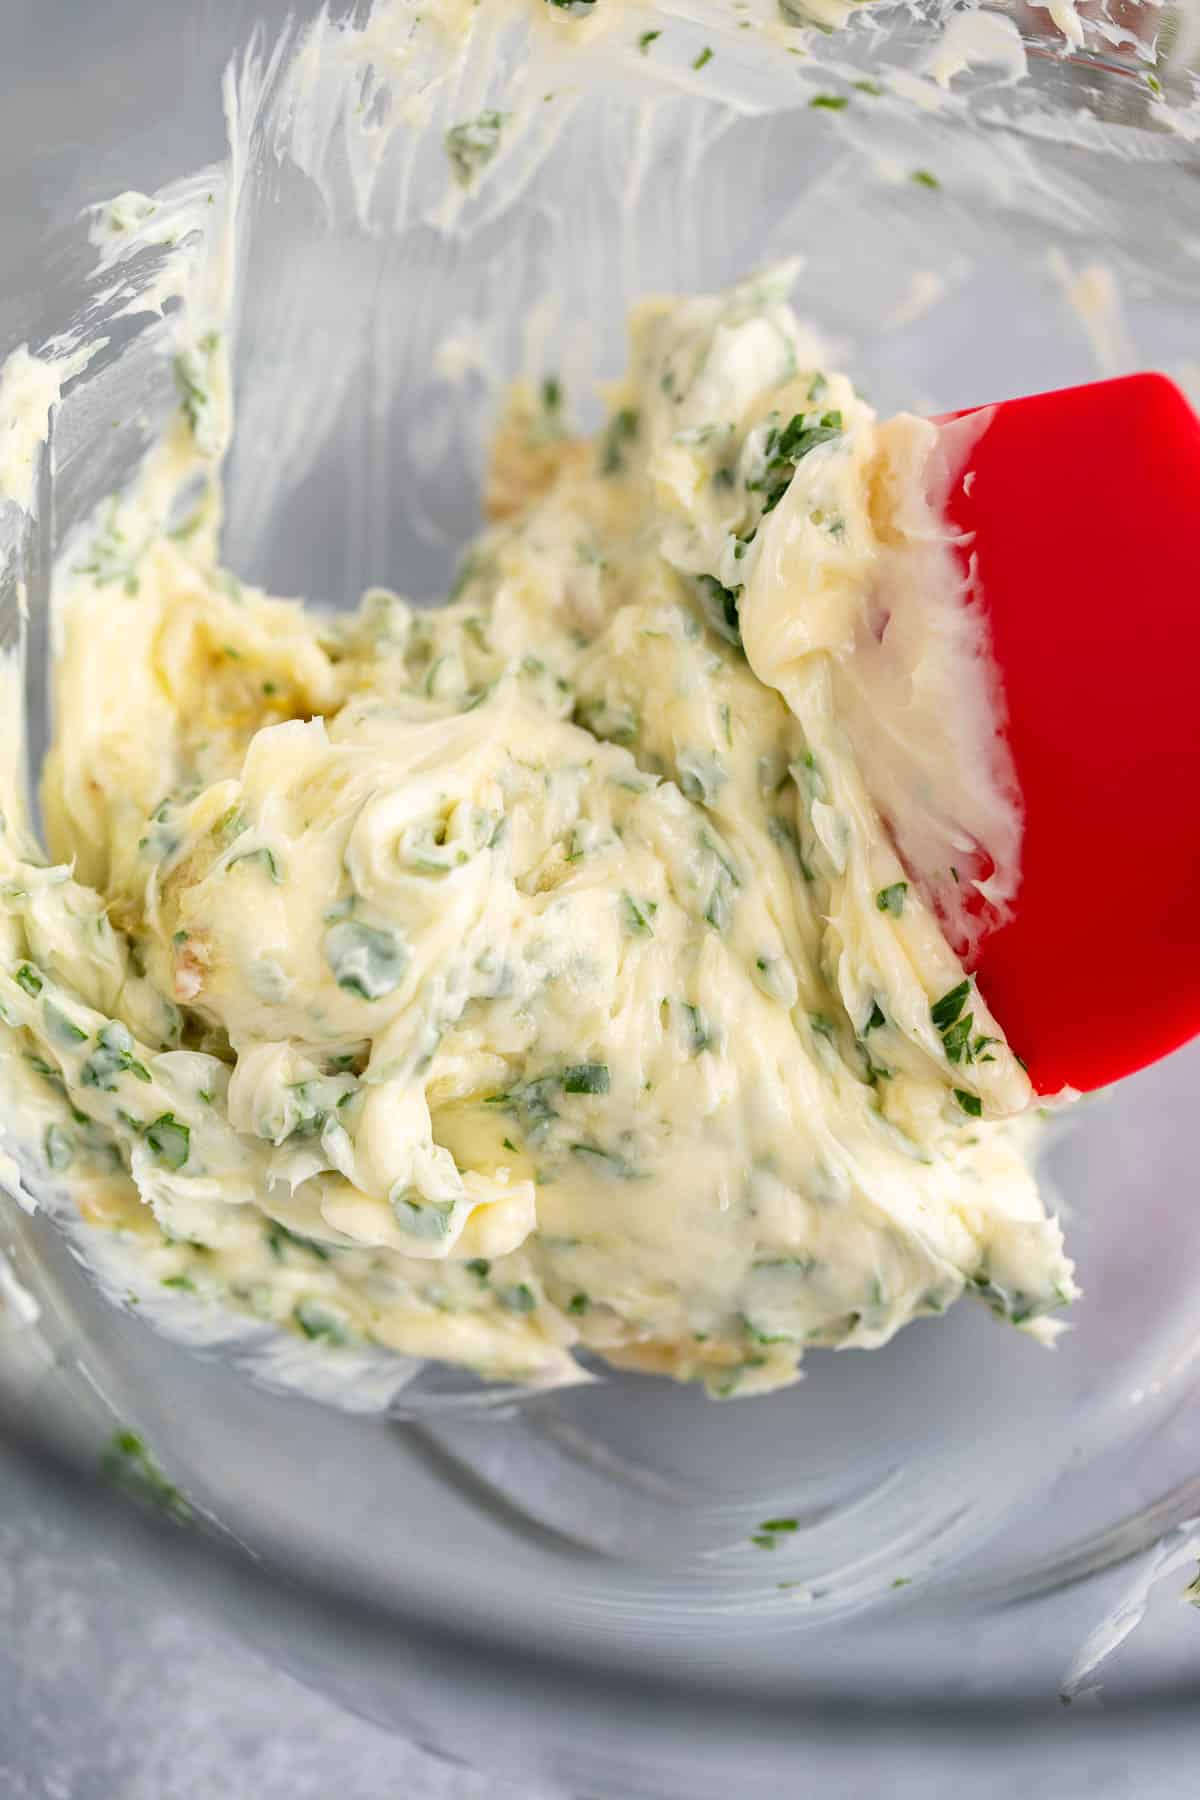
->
3, 1, 1200, 1790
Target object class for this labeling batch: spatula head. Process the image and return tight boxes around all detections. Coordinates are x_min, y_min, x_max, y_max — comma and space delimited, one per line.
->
944, 373, 1200, 1095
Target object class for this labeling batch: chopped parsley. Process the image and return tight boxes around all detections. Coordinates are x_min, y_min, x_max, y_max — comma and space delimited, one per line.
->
267, 1220, 331, 1262
44, 1123, 74, 1171
930, 979, 996, 1069
637, 28, 661, 52
81, 1020, 152, 1090
563, 1063, 611, 1095
695, 574, 743, 649
600, 407, 640, 475
875, 882, 907, 917
930, 979, 970, 1032
941, 1014, 974, 1064
14, 963, 42, 997
810, 93, 849, 110
749, 410, 843, 514
145, 1113, 191, 1171
621, 893, 657, 937
324, 919, 407, 1000
44, 1002, 87, 1046
499, 1283, 537, 1313
954, 1089, 982, 1118
911, 168, 941, 190
101, 1429, 191, 1523
692, 46, 714, 70
570, 1142, 638, 1179
391, 1190, 457, 1240
677, 749, 727, 808
445, 111, 507, 188
681, 1002, 713, 1055
294, 1299, 349, 1344
228, 845, 282, 883
173, 351, 209, 437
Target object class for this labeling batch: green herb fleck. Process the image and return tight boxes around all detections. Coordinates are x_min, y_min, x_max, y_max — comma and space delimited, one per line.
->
695, 574, 743, 649
930, 979, 970, 1032
637, 28, 661, 52
942, 1013, 975, 1065
499, 1283, 537, 1313
621, 893, 657, 937
876, 881, 907, 917
213, 805, 247, 845
267, 1220, 331, 1263
81, 1020, 150, 1092
391, 1190, 457, 1240
563, 1062, 610, 1095
567, 1291, 590, 1316
760, 1517, 799, 1532
954, 1089, 982, 1118
44, 1001, 87, 1045
570, 1142, 637, 1180
445, 110, 507, 188
911, 168, 940, 190
146, 1112, 190, 1171
692, 45, 714, 70
44, 1123, 74, 1171
681, 1002, 712, 1056
677, 749, 728, 808
173, 352, 210, 436
750, 410, 843, 514
600, 407, 640, 475
101, 1429, 191, 1522
810, 93, 848, 110
228, 845, 282, 883
466, 1258, 491, 1280
14, 964, 42, 997
324, 919, 407, 1000
294, 1299, 349, 1344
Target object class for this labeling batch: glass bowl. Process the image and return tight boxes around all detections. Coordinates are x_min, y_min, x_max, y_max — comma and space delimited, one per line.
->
3, 1, 1200, 1789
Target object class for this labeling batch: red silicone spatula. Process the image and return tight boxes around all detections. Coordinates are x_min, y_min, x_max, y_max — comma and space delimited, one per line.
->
938, 372, 1200, 1096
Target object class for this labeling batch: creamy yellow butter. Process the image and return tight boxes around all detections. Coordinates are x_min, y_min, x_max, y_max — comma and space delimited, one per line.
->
0, 271, 1076, 1396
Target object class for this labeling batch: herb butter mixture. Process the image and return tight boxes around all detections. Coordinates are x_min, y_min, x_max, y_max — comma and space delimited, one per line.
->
0, 272, 1076, 1395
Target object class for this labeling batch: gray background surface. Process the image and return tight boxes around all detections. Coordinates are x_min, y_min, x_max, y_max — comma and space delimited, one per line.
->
0, 1466, 543, 1800
0, 1465, 1194, 1800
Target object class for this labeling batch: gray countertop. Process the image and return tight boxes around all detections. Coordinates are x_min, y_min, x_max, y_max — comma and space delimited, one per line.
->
0, 1460, 1195, 1800
0, 1474, 545, 1800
